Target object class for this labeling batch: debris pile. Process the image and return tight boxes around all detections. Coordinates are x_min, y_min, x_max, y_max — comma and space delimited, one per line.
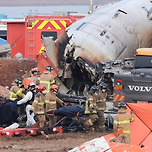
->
0, 58, 38, 88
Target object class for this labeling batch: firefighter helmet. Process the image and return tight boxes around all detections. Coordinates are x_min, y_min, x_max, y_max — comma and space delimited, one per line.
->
28, 82, 35, 89
118, 102, 127, 109
50, 84, 58, 92
45, 66, 53, 72
37, 85, 46, 92
31, 67, 38, 72
30, 67, 39, 76
98, 82, 107, 90
14, 78, 22, 84
89, 85, 99, 94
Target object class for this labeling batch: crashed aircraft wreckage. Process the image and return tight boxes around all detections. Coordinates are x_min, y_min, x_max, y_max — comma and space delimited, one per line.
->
42, 0, 152, 95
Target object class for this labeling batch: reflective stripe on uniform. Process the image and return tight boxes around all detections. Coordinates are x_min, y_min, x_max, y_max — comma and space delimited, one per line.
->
20, 88, 25, 97
37, 102, 44, 105
40, 80, 50, 84
9, 91, 17, 100
9, 97, 17, 101
131, 117, 134, 122
123, 130, 130, 133
88, 98, 93, 101
99, 126, 104, 129
35, 111, 45, 114
16, 88, 22, 95
9, 88, 25, 100
34, 100, 44, 105
97, 98, 106, 103
40, 80, 55, 93
88, 119, 93, 126
48, 108, 54, 111
90, 103, 97, 113
85, 100, 90, 114
31, 106, 35, 110
85, 97, 97, 114
45, 100, 56, 104
40, 80, 50, 93
90, 103, 94, 108
97, 107, 105, 111
91, 127, 95, 131
118, 129, 130, 133
50, 79, 55, 84
114, 120, 130, 124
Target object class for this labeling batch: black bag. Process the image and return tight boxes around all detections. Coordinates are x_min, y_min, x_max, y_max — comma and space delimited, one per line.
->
105, 114, 114, 131
62, 117, 86, 133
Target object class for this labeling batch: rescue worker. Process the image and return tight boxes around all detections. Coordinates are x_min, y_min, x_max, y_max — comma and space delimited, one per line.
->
45, 84, 64, 127
38, 66, 55, 94
29, 67, 40, 78
30, 85, 46, 128
83, 85, 99, 132
113, 102, 134, 144
17, 83, 36, 127
17, 82, 36, 105
9, 78, 25, 101
95, 82, 107, 132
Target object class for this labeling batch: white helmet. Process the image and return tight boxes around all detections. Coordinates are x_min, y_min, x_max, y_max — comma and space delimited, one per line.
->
28, 82, 35, 89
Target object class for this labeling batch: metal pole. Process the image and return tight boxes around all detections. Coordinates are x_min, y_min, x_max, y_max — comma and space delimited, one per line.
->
89, 0, 93, 14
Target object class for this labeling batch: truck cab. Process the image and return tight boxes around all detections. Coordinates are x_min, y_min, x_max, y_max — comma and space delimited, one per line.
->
113, 48, 152, 103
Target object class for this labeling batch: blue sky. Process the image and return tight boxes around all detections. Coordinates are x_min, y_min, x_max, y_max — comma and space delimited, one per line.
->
0, 5, 90, 18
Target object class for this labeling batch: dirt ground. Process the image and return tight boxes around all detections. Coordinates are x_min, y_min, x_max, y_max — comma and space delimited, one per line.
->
0, 58, 110, 152
0, 132, 111, 152
0, 58, 38, 99
0, 58, 38, 88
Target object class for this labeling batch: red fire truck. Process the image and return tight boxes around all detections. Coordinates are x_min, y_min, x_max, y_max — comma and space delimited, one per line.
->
4, 15, 84, 58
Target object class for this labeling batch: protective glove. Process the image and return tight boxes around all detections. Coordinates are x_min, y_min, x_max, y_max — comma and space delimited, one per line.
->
16, 101, 20, 105
61, 102, 65, 107
30, 110, 33, 115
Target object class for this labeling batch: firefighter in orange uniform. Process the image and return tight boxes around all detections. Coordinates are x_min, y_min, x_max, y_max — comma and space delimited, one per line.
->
113, 102, 134, 144
83, 85, 99, 132
31, 85, 46, 128
9, 78, 25, 101
23, 67, 40, 89
95, 82, 107, 132
38, 66, 55, 94
45, 84, 64, 127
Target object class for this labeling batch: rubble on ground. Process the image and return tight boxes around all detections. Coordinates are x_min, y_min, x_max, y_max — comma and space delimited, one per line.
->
0, 86, 9, 99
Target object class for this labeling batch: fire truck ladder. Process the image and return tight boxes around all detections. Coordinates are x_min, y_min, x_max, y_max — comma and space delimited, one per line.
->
27, 16, 36, 58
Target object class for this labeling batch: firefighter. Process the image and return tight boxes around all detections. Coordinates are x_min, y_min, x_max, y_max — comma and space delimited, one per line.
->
38, 66, 55, 94
95, 82, 107, 132
45, 84, 64, 127
83, 85, 99, 132
30, 85, 46, 128
29, 67, 40, 78
17, 83, 36, 126
9, 78, 25, 101
113, 102, 134, 144
17, 82, 36, 105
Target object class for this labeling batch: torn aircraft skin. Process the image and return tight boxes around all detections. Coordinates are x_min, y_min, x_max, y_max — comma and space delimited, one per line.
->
43, 0, 152, 95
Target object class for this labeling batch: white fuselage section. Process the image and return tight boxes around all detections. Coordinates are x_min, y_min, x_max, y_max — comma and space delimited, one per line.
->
66, 0, 152, 65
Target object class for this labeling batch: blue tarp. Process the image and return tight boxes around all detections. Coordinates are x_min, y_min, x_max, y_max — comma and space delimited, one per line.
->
0, 14, 6, 19
0, 37, 7, 45
47, 105, 85, 117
